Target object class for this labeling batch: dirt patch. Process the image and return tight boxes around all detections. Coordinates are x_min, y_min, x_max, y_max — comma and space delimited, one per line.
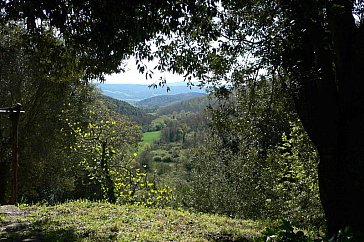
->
0, 205, 23, 215
1, 205, 28, 227
0, 205, 40, 242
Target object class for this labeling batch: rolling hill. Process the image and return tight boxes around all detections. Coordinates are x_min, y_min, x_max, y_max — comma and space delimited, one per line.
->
98, 83, 205, 103
100, 95, 154, 128
155, 95, 215, 115
136, 92, 206, 109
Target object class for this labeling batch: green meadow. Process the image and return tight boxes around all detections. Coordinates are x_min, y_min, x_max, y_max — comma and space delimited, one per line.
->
139, 131, 161, 150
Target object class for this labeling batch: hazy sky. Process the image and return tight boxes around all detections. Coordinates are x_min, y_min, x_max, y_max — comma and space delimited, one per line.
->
104, 57, 185, 84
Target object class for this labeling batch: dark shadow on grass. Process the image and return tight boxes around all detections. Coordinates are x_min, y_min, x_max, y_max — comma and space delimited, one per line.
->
0, 220, 79, 242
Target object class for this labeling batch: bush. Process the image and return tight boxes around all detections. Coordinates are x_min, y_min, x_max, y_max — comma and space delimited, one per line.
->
185, 140, 274, 219
184, 121, 324, 231
115, 166, 176, 207
266, 122, 324, 230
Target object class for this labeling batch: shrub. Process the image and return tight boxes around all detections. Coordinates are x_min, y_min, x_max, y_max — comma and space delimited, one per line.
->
185, 121, 324, 231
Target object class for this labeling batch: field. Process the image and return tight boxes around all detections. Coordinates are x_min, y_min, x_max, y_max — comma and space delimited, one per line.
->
139, 131, 161, 149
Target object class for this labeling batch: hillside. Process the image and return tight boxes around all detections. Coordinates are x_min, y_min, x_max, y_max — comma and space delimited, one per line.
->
99, 83, 205, 102
0, 200, 262, 241
100, 95, 154, 127
137, 92, 206, 109
156, 95, 215, 115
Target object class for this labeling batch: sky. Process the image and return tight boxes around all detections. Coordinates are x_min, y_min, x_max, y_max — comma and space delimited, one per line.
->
104, 56, 185, 85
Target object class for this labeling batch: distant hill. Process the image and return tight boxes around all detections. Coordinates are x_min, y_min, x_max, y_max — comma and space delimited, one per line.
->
98, 83, 205, 102
100, 95, 154, 128
137, 92, 206, 109
156, 95, 215, 115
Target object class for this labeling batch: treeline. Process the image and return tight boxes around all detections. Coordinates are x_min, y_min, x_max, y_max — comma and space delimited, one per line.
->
137, 92, 206, 111
156, 95, 214, 116
159, 111, 208, 146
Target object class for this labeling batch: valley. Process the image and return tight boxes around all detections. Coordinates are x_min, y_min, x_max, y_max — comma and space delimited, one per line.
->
99, 83, 212, 191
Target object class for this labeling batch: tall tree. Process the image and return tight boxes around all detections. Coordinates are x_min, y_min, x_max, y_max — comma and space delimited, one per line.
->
276, 2, 364, 237
0, 23, 90, 203
65, 97, 142, 203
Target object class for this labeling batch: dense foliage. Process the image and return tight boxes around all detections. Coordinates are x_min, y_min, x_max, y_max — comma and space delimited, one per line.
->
0, 23, 85, 203
183, 80, 324, 230
0, 0, 200, 81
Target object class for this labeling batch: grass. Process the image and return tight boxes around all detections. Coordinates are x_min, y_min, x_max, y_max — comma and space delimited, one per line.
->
0, 200, 262, 241
142, 131, 161, 146
138, 131, 161, 153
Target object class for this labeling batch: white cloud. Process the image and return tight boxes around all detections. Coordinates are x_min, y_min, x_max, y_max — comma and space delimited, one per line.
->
104, 57, 185, 84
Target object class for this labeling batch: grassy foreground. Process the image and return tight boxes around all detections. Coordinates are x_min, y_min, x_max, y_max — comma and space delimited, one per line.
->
0, 200, 262, 241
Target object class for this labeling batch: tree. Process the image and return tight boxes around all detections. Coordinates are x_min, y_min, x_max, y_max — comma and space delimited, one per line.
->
268, 122, 323, 230
221, 1, 364, 237
0, 23, 86, 203
185, 79, 295, 220
279, 2, 364, 237
65, 97, 142, 203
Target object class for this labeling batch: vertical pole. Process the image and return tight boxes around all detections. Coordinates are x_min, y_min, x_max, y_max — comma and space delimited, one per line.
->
10, 104, 21, 204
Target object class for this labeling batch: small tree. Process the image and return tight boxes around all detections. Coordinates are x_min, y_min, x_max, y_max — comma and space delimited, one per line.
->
268, 121, 324, 230
65, 97, 176, 207
66, 99, 141, 203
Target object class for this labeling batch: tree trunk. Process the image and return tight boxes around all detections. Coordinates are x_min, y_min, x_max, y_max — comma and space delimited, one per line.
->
281, 0, 364, 237
100, 141, 116, 203
0, 162, 9, 204
317, 116, 364, 237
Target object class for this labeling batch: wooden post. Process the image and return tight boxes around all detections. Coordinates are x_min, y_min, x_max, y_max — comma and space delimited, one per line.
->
10, 103, 21, 204
1, 104, 24, 204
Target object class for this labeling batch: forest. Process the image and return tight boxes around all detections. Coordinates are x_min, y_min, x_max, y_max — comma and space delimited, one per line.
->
1, 1, 364, 241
